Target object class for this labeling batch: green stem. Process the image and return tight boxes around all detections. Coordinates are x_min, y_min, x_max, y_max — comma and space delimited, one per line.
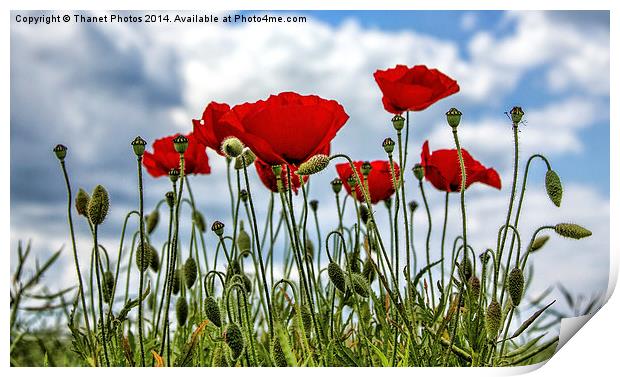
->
418, 180, 435, 305
440, 192, 449, 291
136, 156, 147, 367
92, 226, 110, 366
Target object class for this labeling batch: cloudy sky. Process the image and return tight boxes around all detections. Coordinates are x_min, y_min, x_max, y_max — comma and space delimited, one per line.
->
10, 10, 609, 325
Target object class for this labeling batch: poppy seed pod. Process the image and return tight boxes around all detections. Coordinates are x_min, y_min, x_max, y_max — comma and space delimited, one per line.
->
168, 168, 180, 183
75, 188, 90, 217
412, 164, 425, 181
485, 299, 502, 339
309, 199, 319, 212
88, 185, 109, 226
176, 296, 188, 326
165, 191, 175, 208
408, 200, 419, 213
328, 262, 347, 293
172, 269, 181, 295
184, 257, 197, 288
554, 223, 592, 239
149, 247, 160, 272
510, 106, 525, 124
530, 235, 550, 252
224, 322, 245, 360
211, 220, 225, 236
446, 108, 462, 128
346, 174, 358, 189
146, 210, 159, 234
237, 221, 251, 253
480, 252, 491, 265
221, 137, 245, 158
382, 137, 395, 155
508, 267, 524, 306
239, 189, 248, 203
192, 211, 206, 233
131, 136, 147, 157
391, 114, 405, 131
361, 161, 372, 177
349, 273, 370, 298
204, 296, 222, 327
331, 178, 343, 194
172, 134, 189, 154
103, 270, 115, 303
53, 144, 67, 161
271, 164, 282, 176
545, 169, 563, 207
271, 336, 288, 367
296, 154, 331, 176
135, 241, 153, 272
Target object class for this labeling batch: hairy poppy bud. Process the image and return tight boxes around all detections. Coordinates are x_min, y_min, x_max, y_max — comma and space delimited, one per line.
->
468, 275, 480, 300
131, 136, 147, 157
530, 235, 550, 252
362, 258, 376, 283
459, 257, 473, 281
545, 170, 563, 207
309, 199, 318, 212
204, 296, 222, 327
510, 106, 524, 124
211, 220, 225, 236
168, 168, 180, 183
176, 296, 188, 326
88, 185, 110, 226
184, 257, 197, 288
75, 188, 90, 217
408, 200, 419, 213
271, 336, 288, 367
239, 189, 248, 203
412, 164, 425, 181
297, 154, 330, 176
331, 178, 343, 194
446, 108, 462, 128
192, 211, 206, 233
173, 135, 189, 154
361, 161, 372, 177
234, 149, 256, 169
172, 269, 181, 295
150, 247, 160, 272
359, 204, 370, 225
221, 137, 244, 158
224, 322, 245, 360
135, 241, 153, 272
103, 270, 114, 303
242, 274, 252, 294
165, 191, 175, 207
485, 299, 502, 339
237, 221, 251, 253
508, 267, 524, 306
555, 223, 592, 239
227, 260, 242, 278
328, 262, 347, 293
146, 210, 159, 234
349, 273, 370, 298
299, 305, 313, 334
53, 144, 67, 161
211, 344, 229, 367
391, 114, 405, 131
382, 137, 395, 155
305, 238, 314, 261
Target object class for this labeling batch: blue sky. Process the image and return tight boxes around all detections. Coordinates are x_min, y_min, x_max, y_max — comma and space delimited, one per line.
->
10, 10, 610, 326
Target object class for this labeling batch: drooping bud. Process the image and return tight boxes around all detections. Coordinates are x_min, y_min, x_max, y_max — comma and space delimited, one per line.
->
75, 188, 90, 217
530, 235, 550, 253
510, 106, 525, 124
485, 299, 502, 339
172, 269, 181, 295
383, 197, 392, 210
165, 191, 175, 208
184, 257, 197, 288
305, 238, 314, 261
459, 257, 473, 281
271, 336, 288, 367
391, 114, 405, 131
446, 108, 463, 128
239, 189, 248, 203
53, 144, 67, 161
328, 262, 347, 293
361, 161, 372, 177
331, 178, 343, 194
150, 247, 160, 272
204, 296, 222, 327
296, 154, 330, 176
146, 210, 160, 234
237, 221, 251, 253
309, 200, 319, 212
382, 137, 395, 155
362, 258, 376, 283
211, 220, 225, 237
545, 170, 563, 207
359, 204, 370, 225
468, 275, 480, 300
135, 241, 153, 272
168, 168, 180, 183
176, 296, 188, 326
234, 149, 256, 169
299, 305, 313, 334
211, 344, 229, 367
192, 211, 206, 233
88, 185, 110, 226
224, 322, 245, 360
242, 274, 252, 294
172, 135, 189, 154
103, 270, 115, 303
221, 137, 244, 158
131, 136, 147, 157
349, 273, 370, 298
554, 223, 592, 239
508, 267, 524, 306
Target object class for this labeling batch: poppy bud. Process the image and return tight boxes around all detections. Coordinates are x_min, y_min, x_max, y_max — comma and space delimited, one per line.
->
271, 336, 288, 367
204, 296, 222, 327
468, 275, 480, 300
309, 199, 319, 212
305, 238, 314, 261
176, 296, 188, 326
485, 299, 502, 339
446, 108, 463, 128
220, 137, 244, 158
530, 235, 550, 252
224, 322, 245, 360
545, 169, 563, 207
391, 114, 405, 131
150, 247, 160, 272
297, 154, 331, 176
237, 221, 251, 253
103, 270, 114, 303
131, 136, 147, 157
349, 273, 370, 298
510, 106, 525, 124
75, 188, 90, 217
227, 260, 242, 278
242, 274, 253, 294
299, 305, 313, 334
359, 204, 370, 225
211, 344, 229, 367
135, 241, 153, 272
239, 189, 248, 203
412, 164, 425, 181
331, 178, 343, 194
361, 161, 372, 177
165, 191, 175, 207
168, 168, 180, 183
173, 135, 189, 154
554, 223, 592, 239
383, 197, 392, 209
508, 267, 524, 306
408, 200, 419, 213
172, 269, 181, 295
211, 220, 225, 236
192, 211, 206, 233
183, 257, 197, 288
53, 144, 67, 161
382, 137, 395, 155
459, 257, 473, 281
234, 149, 256, 169
362, 258, 376, 283
146, 210, 159, 234
88, 185, 110, 226
328, 262, 347, 293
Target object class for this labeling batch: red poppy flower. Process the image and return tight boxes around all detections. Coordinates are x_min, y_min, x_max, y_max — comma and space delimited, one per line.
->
374, 65, 460, 114
218, 92, 348, 166
192, 101, 231, 155
335, 160, 400, 204
143, 133, 211, 177
420, 140, 501, 192
254, 159, 309, 194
